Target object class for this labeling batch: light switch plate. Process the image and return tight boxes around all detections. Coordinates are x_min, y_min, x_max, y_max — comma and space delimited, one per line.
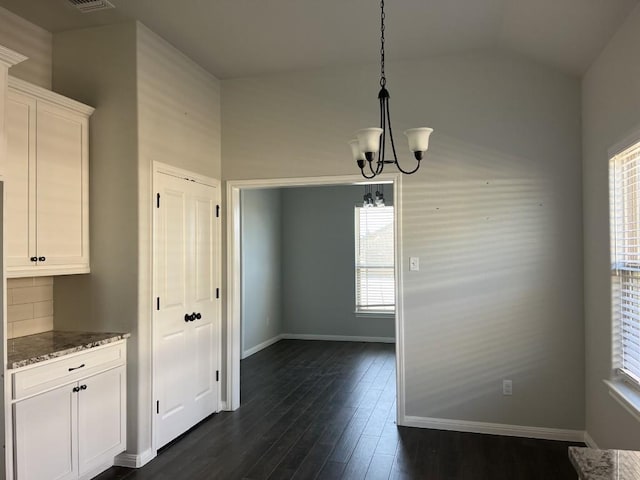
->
410, 257, 419, 271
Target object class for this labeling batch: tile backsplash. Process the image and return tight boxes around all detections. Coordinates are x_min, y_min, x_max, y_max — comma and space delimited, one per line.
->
7, 277, 54, 339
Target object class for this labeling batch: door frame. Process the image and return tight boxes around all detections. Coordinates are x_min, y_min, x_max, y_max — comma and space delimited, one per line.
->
151, 161, 222, 455
225, 173, 406, 423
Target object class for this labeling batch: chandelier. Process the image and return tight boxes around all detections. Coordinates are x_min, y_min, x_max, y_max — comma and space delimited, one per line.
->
363, 184, 386, 207
349, 0, 433, 179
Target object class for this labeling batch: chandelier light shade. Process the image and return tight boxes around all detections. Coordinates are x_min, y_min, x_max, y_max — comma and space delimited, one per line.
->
404, 128, 433, 160
349, 0, 434, 179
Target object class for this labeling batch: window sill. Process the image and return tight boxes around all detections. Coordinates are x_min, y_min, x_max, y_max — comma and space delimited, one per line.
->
354, 311, 395, 319
604, 378, 640, 423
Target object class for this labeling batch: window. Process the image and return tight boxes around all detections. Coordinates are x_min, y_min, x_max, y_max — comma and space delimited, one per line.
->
354, 205, 395, 314
610, 139, 640, 391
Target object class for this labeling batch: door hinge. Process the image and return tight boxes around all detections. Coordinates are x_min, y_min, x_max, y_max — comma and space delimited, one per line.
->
156, 297, 160, 311
156, 193, 160, 208
216, 205, 220, 218
216, 370, 219, 382
216, 288, 219, 299
156, 400, 159, 414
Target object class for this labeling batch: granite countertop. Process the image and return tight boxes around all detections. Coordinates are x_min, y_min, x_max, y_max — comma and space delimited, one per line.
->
569, 446, 640, 480
7, 330, 130, 369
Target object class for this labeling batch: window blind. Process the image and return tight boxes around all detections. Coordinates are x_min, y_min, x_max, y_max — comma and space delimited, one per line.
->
610, 141, 640, 388
355, 206, 395, 313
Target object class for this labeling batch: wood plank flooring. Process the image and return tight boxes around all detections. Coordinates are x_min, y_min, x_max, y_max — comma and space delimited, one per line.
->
97, 340, 582, 479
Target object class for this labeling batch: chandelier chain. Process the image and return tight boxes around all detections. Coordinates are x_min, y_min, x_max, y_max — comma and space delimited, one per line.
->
380, 0, 386, 87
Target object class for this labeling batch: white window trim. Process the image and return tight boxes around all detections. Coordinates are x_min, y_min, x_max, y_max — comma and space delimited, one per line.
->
354, 310, 395, 318
604, 378, 640, 424
607, 127, 640, 420
354, 205, 396, 315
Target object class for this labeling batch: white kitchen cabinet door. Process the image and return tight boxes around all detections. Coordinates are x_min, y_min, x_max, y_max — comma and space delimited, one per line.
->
5, 90, 36, 271
5, 77, 92, 277
35, 99, 89, 270
14, 383, 77, 480
154, 170, 220, 449
77, 367, 126, 477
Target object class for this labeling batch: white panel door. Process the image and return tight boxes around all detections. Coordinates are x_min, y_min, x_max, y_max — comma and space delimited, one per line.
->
155, 172, 192, 448
154, 171, 219, 449
35, 99, 88, 268
5, 91, 36, 270
14, 384, 77, 480
77, 367, 126, 476
190, 183, 218, 424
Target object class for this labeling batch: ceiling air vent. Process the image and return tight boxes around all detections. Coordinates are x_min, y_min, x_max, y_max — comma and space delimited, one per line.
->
67, 0, 115, 13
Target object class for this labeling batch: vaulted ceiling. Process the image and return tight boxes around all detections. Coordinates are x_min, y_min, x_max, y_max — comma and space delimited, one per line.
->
0, 0, 638, 79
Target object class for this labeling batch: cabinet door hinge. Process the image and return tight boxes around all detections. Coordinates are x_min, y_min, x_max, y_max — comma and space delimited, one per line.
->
216, 205, 220, 218
216, 370, 219, 382
156, 400, 160, 414
156, 193, 160, 208
156, 297, 160, 311
216, 288, 219, 299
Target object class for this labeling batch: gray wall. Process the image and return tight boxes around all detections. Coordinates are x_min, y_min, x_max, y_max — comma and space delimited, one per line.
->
222, 49, 585, 431
282, 185, 395, 339
240, 184, 395, 354
52, 22, 141, 451
241, 189, 284, 356
582, 3, 640, 449
0, 6, 51, 89
52, 21, 222, 458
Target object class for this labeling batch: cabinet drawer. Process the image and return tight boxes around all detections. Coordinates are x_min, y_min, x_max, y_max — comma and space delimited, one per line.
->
13, 342, 126, 400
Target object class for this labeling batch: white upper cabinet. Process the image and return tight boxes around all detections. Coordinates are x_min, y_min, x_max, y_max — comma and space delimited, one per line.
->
5, 77, 93, 277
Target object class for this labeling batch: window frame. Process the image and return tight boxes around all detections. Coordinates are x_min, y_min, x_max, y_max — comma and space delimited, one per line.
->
354, 205, 396, 316
608, 130, 640, 421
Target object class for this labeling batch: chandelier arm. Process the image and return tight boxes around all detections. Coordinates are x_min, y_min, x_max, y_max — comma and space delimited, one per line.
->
395, 158, 422, 175
375, 96, 386, 175
367, 161, 377, 176
385, 97, 421, 174
385, 95, 399, 164
360, 166, 378, 180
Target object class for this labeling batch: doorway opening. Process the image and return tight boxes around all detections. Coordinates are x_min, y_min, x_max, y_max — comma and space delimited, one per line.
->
226, 174, 406, 423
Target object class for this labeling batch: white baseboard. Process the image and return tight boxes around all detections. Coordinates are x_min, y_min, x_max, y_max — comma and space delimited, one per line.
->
114, 448, 156, 468
78, 461, 115, 480
242, 334, 284, 359
281, 333, 395, 343
401, 415, 585, 442
583, 431, 599, 448
220, 400, 229, 411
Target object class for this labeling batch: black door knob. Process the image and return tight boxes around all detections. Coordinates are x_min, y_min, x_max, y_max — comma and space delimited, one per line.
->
80, 384, 87, 390
38, 256, 46, 262
72, 386, 80, 393
30, 257, 37, 262
195, 313, 202, 320
185, 313, 191, 322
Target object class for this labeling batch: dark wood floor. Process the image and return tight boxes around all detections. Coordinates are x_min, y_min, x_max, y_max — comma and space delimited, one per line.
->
98, 340, 581, 479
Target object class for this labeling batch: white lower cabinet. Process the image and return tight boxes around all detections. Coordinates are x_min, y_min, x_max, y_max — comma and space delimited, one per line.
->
77, 367, 126, 477
14, 383, 77, 480
12, 343, 127, 480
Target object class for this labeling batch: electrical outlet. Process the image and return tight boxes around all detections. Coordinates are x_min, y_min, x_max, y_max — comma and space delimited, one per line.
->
410, 257, 420, 271
502, 379, 512, 396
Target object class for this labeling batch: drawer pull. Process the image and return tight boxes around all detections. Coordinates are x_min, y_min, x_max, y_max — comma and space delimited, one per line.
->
80, 384, 87, 390
72, 386, 80, 393
68, 364, 85, 372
